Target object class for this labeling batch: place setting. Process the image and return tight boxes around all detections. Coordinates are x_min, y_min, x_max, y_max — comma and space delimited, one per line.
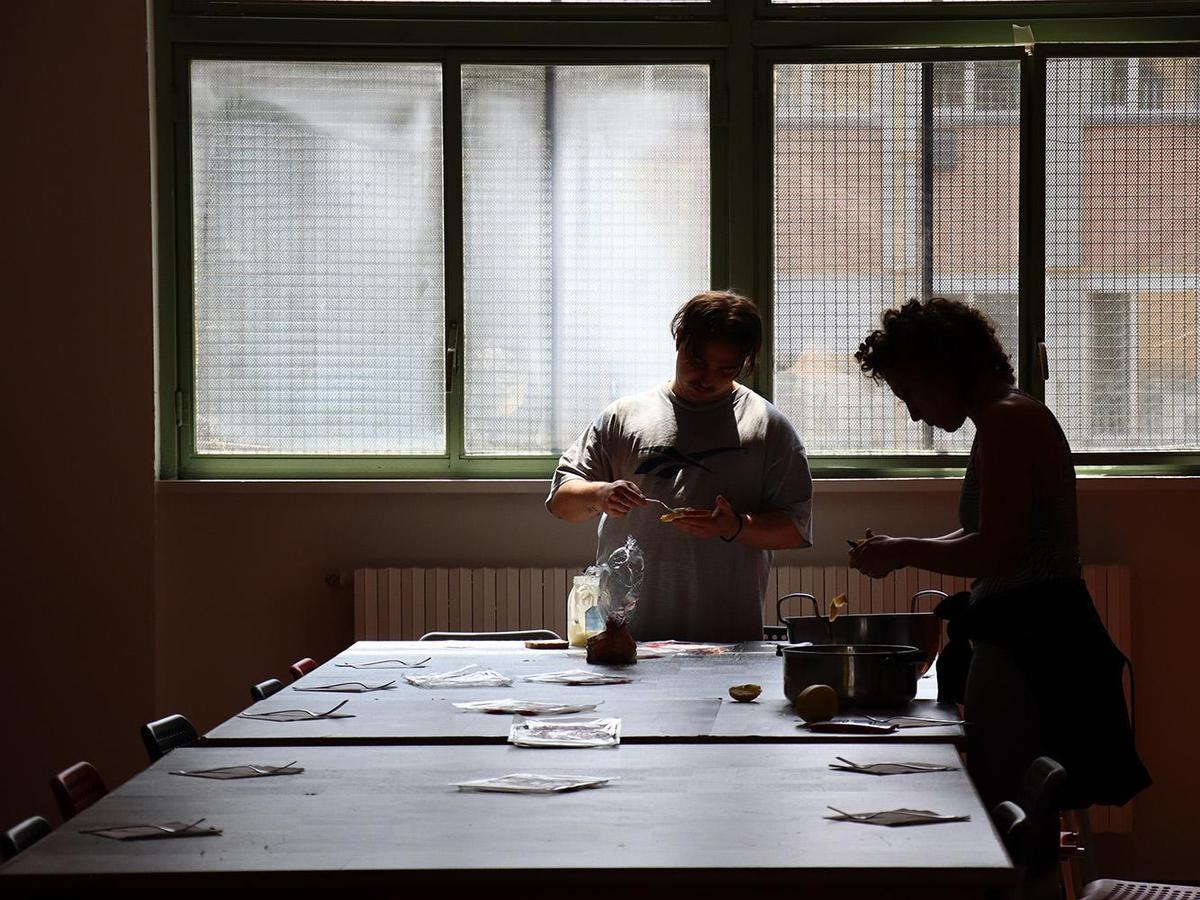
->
237, 699, 357, 722
170, 760, 304, 780
79, 818, 223, 842
293, 680, 397, 693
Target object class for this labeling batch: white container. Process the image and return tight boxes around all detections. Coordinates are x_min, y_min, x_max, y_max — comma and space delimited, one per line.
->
566, 574, 603, 648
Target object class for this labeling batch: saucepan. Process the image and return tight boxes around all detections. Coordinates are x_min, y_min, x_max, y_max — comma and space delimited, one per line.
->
774, 590, 945, 674
776, 642, 926, 707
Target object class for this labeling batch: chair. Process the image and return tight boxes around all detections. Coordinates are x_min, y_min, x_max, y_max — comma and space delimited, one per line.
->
1, 816, 52, 861
50, 762, 107, 821
140, 714, 198, 762
1001, 756, 1068, 900
991, 800, 1027, 862
1081, 880, 1200, 900
250, 678, 284, 702
1014, 756, 1069, 877
418, 630, 563, 642
289, 657, 317, 681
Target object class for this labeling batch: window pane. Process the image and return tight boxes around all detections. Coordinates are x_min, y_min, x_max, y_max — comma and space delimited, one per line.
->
462, 64, 710, 455
773, 61, 1019, 456
1045, 57, 1200, 451
191, 61, 444, 456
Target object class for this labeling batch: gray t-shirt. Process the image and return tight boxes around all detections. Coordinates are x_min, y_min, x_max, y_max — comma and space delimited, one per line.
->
547, 383, 813, 642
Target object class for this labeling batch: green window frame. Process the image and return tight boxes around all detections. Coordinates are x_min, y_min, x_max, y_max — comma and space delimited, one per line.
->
155, 0, 1200, 479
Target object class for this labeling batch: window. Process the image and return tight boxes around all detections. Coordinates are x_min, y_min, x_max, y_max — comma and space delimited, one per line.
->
191, 61, 446, 456
933, 61, 1019, 115
160, 5, 1200, 477
462, 64, 710, 456
1045, 56, 1200, 453
1093, 57, 1200, 112
772, 60, 1020, 456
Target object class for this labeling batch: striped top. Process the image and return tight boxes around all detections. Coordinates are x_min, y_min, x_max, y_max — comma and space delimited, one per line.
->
958, 393, 1081, 601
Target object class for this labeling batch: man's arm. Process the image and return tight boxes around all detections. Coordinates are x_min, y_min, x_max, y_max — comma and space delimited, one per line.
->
547, 479, 647, 523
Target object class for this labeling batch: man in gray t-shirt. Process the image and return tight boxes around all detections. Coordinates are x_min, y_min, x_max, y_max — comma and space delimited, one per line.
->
546, 291, 813, 642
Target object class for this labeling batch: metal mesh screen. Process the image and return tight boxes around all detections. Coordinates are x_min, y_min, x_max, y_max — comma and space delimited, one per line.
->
1045, 57, 1200, 451
462, 64, 710, 456
773, 61, 1020, 456
191, 61, 444, 456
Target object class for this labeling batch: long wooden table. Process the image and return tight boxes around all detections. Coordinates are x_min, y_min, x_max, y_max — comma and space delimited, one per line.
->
0, 743, 1011, 898
204, 641, 964, 746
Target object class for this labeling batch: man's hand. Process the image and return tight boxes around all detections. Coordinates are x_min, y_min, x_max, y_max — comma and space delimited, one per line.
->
668, 494, 742, 541
594, 480, 648, 518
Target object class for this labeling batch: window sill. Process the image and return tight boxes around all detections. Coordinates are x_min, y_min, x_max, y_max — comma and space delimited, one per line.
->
154, 475, 1200, 495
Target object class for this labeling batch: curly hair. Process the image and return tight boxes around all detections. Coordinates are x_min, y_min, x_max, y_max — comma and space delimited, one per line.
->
855, 298, 1015, 396
671, 290, 762, 374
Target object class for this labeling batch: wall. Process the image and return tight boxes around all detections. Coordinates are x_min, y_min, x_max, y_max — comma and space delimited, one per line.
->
156, 479, 1200, 881
2, 1, 157, 831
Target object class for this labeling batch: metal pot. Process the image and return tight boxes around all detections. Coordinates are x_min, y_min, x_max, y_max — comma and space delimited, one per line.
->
776, 643, 926, 708
776, 590, 945, 674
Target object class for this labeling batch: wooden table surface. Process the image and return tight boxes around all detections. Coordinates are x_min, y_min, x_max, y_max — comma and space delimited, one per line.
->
0, 743, 1011, 898
203, 641, 963, 747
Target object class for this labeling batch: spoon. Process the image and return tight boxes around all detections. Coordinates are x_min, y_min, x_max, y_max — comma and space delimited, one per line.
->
644, 497, 687, 517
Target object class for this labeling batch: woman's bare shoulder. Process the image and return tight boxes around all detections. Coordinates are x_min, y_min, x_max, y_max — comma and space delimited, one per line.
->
976, 392, 1059, 445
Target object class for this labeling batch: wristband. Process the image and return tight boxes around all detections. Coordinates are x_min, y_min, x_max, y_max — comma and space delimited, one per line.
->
720, 512, 745, 543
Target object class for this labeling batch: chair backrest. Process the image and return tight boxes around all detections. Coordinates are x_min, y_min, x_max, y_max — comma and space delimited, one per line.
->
991, 800, 1028, 863
289, 658, 317, 681
140, 714, 199, 762
1014, 756, 1068, 875
50, 761, 108, 821
1, 816, 52, 861
250, 678, 285, 702
418, 630, 563, 642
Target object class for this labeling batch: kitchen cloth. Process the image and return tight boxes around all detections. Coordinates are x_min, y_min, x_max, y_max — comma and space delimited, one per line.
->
935, 578, 1151, 808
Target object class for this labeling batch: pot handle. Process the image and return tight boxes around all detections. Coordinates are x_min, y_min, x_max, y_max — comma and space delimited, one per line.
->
885, 646, 930, 667
776, 592, 819, 624
910, 589, 949, 614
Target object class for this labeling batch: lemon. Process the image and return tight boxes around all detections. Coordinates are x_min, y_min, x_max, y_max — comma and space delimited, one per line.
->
793, 684, 839, 722
728, 683, 762, 703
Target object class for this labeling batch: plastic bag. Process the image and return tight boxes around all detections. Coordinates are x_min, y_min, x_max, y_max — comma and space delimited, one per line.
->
595, 535, 643, 627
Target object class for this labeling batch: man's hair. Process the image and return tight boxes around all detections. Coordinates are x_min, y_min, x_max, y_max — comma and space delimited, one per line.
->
671, 290, 762, 375
855, 297, 1015, 396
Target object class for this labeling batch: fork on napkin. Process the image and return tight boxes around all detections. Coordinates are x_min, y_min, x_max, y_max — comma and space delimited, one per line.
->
80, 818, 222, 840
237, 699, 355, 722
170, 762, 303, 779
825, 807, 969, 826
293, 680, 396, 693
829, 756, 958, 776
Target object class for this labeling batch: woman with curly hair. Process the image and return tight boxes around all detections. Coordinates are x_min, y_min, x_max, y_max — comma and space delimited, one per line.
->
849, 297, 1149, 815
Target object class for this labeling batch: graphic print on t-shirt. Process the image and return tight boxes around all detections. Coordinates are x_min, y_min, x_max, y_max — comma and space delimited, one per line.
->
634, 445, 746, 479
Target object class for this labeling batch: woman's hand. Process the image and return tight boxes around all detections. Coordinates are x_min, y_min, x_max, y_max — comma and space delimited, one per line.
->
849, 530, 908, 579
594, 480, 648, 518
669, 494, 742, 541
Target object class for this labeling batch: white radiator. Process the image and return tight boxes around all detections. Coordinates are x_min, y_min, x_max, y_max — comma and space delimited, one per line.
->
353, 563, 1133, 832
